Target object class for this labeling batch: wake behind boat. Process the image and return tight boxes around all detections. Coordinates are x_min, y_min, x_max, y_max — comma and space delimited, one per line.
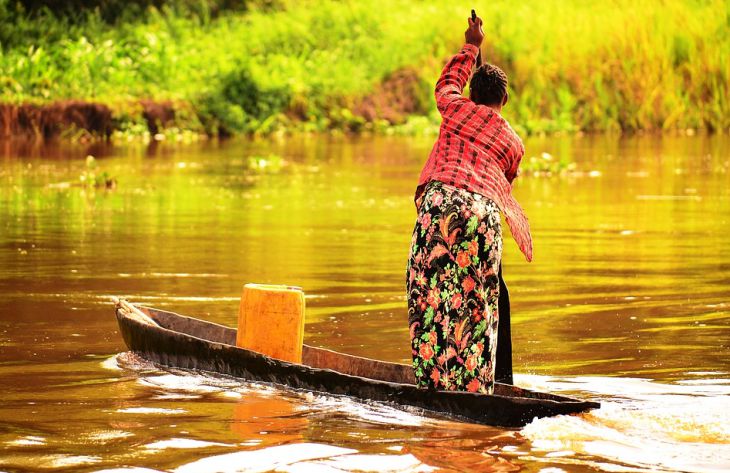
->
113, 299, 599, 427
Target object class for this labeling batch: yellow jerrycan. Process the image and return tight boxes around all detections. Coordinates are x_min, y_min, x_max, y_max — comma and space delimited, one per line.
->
236, 283, 305, 363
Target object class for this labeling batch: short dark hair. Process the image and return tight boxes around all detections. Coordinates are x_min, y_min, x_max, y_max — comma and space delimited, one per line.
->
470, 63, 508, 107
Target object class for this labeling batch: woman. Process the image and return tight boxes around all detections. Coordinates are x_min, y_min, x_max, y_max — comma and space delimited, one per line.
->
406, 14, 532, 394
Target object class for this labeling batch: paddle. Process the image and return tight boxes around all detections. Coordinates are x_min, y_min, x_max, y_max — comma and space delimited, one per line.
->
471, 9, 483, 67
470, 9, 513, 384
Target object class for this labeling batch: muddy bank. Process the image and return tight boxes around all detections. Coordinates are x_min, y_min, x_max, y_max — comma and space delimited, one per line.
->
0, 67, 431, 141
353, 67, 431, 124
0, 100, 179, 141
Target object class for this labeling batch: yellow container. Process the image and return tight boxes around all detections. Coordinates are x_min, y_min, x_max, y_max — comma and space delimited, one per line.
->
236, 283, 305, 364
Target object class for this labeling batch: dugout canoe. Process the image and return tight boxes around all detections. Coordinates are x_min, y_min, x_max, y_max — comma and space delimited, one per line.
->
114, 300, 600, 427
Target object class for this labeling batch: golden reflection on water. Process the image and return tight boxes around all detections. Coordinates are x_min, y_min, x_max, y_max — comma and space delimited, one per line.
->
230, 395, 307, 444
0, 134, 728, 472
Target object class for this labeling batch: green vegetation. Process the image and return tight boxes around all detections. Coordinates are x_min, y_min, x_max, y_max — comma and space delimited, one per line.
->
1, 0, 728, 137
520, 152, 576, 176
79, 155, 116, 188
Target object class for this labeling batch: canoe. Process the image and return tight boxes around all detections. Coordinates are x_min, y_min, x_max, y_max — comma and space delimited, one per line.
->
114, 300, 600, 427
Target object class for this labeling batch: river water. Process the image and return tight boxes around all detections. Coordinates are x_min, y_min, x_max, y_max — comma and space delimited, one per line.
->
0, 134, 728, 472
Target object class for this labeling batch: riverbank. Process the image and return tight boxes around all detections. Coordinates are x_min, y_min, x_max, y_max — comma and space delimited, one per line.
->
1, 0, 728, 140
0, 100, 184, 141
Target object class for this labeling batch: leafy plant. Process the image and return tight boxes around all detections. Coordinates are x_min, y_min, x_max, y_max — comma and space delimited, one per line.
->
1, 0, 727, 135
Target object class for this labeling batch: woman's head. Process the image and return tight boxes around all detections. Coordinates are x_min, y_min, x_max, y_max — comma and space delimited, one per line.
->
470, 63, 509, 110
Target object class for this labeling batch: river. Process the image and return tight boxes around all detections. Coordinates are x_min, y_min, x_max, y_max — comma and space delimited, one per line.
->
0, 133, 728, 472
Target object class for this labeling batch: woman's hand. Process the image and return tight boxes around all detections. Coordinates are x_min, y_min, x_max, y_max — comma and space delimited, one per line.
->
465, 14, 484, 48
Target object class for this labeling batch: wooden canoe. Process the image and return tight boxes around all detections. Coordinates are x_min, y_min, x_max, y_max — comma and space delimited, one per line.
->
114, 300, 600, 427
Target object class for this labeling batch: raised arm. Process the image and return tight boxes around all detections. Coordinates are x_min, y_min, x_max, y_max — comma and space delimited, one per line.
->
435, 15, 484, 116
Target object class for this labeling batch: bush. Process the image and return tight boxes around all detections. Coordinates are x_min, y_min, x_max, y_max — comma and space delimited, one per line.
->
1, 0, 728, 135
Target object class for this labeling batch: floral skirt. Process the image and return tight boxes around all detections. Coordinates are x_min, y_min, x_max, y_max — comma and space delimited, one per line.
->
406, 180, 503, 394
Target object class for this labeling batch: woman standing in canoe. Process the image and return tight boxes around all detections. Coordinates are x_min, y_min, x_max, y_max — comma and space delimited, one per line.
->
406, 13, 532, 394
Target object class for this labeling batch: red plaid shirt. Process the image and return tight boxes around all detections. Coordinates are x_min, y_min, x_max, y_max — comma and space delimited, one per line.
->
416, 43, 533, 262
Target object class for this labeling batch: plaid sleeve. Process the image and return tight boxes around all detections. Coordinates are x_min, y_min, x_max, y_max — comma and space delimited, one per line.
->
434, 43, 479, 116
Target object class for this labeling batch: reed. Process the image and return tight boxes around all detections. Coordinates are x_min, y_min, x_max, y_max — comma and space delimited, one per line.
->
0, 0, 727, 135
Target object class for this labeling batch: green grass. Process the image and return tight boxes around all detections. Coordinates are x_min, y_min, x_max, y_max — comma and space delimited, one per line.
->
1, 0, 728, 136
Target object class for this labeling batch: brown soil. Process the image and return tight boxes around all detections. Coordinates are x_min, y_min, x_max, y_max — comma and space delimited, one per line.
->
353, 67, 430, 124
0, 101, 114, 140
139, 100, 177, 135
0, 99, 178, 140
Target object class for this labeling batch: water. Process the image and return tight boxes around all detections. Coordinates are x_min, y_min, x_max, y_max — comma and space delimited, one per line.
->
0, 134, 728, 472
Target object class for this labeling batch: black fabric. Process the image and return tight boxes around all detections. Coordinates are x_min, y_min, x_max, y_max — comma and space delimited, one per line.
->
495, 264, 514, 385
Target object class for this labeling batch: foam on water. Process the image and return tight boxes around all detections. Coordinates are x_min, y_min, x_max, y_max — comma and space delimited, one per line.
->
108, 353, 730, 471
282, 452, 436, 473
100, 355, 123, 371
166, 442, 436, 473
172, 443, 357, 473
299, 391, 439, 428
6, 435, 46, 447
144, 438, 232, 450
117, 407, 187, 415
95, 469, 164, 473
44, 454, 102, 468
518, 374, 730, 472
112, 351, 436, 428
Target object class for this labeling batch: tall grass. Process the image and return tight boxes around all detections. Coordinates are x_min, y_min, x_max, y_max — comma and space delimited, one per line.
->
483, 0, 730, 133
0, 0, 728, 135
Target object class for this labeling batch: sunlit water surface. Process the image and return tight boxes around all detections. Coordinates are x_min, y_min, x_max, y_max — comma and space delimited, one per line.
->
0, 134, 728, 472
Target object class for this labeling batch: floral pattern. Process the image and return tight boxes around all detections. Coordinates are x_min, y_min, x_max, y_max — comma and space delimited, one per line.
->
406, 180, 503, 394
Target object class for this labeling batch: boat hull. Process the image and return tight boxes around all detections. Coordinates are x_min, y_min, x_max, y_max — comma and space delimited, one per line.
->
115, 305, 599, 427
